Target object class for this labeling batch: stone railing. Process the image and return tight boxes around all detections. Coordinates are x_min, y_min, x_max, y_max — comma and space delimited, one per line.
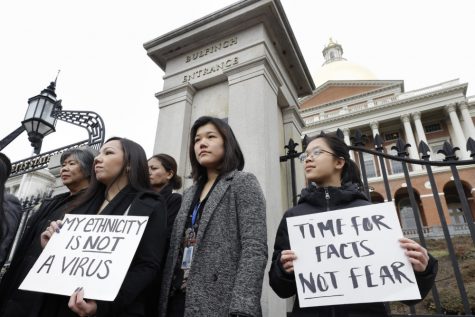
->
304, 79, 461, 125
402, 223, 471, 239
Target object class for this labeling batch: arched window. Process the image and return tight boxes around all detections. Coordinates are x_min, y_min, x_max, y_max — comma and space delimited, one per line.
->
394, 188, 426, 229
444, 181, 474, 224
398, 197, 417, 229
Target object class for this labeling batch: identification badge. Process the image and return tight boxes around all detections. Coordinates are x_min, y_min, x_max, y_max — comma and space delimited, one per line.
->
181, 246, 194, 269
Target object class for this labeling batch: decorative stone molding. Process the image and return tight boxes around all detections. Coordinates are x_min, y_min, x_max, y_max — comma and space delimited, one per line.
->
400, 114, 411, 123
445, 103, 457, 114
412, 111, 421, 121
369, 121, 379, 130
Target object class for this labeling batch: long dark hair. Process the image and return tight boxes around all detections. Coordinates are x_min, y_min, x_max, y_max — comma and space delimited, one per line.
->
0, 153, 12, 238
189, 116, 244, 182
75, 137, 152, 207
306, 133, 363, 189
149, 153, 182, 190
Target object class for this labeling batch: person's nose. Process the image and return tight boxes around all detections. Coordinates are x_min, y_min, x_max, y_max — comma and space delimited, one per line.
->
198, 139, 208, 148
94, 154, 103, 164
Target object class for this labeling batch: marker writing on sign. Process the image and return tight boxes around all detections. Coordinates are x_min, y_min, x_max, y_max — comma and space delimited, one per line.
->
36, 255, 111, 279
348, 262, 415, 288
294, 215, 392, 239
314, 240, 374, 262
65, 235, 126, 254
298, 271, 344, 299
63, 217, 147, 235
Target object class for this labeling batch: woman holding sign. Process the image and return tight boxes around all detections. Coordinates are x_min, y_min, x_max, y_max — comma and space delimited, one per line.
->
39, 137, 168, 317
268, 134, 438, 317
0, 148, 94, 317
159, 116, 267, 317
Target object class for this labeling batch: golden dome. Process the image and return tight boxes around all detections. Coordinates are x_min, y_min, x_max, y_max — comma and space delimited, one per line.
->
314, 39, 376, 87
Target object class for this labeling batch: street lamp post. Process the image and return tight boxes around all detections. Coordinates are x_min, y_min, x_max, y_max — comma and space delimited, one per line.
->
22, 81, 60, 154
0, 78, 106, 269
0, 79, 105, 178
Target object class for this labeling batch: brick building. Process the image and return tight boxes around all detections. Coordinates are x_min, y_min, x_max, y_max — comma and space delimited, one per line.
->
300, 39, 475, 234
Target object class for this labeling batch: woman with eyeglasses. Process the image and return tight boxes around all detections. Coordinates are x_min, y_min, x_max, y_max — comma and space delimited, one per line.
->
268, 133, 438, 317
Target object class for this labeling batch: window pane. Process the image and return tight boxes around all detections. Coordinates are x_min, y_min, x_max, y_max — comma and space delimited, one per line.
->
363, 152, 376, 178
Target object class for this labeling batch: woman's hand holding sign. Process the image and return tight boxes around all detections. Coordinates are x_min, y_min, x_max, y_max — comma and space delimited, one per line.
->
40, 220, 63, 249
280, 250, 298, 273
68, 287, 97, 317
399, 238, 429, 272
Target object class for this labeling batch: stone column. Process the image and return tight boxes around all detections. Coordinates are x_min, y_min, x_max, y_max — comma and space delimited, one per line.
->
459, 102, 475, 139
401, 114, 422, 170
342, 128, 354, 160
226, 58, 286, 316
445, 104, 468, 159
154, 83, 196, 190
412, 112, 428, 146
369, 121, 382, 176
370, 121, 380, 138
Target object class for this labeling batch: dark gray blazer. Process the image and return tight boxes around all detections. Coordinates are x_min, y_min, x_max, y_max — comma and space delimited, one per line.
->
159, 170, 267, 317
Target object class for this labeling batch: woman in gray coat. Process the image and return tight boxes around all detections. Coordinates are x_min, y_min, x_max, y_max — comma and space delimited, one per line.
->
159, 116, 268, 317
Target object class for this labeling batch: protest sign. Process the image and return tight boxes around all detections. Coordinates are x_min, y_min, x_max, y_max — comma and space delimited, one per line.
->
20, 214, 148, 301
286, 202, 421, 308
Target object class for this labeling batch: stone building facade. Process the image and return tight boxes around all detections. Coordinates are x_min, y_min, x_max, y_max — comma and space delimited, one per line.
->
300, 40, 475, 235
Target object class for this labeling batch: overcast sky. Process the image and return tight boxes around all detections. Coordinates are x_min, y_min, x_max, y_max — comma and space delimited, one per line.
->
1, 0, 474, 162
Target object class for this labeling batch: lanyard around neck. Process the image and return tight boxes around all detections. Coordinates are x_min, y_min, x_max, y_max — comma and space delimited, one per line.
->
191, 202, 201, 226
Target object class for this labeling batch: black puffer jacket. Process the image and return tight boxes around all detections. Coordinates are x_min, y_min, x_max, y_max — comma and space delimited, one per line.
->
269, 183, 438, 317
0, 193, 22, 268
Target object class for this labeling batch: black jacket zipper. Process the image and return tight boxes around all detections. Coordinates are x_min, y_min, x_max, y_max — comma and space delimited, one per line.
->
324, 187, 331, 211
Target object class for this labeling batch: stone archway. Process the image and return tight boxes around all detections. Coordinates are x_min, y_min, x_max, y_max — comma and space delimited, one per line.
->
370, 191, 384, 204
443, 180, 475, 224
394, 187, 426, 229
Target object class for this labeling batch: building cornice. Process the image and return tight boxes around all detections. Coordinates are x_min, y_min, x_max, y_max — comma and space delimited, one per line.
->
304, 82, 468, 127
144, 0, 314, 96
299, 80, 404, 105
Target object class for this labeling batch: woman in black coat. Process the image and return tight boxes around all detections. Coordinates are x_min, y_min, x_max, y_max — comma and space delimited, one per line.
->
269, 134, 438, 317
0, 148, 94, 317
148, 153, 182, 234
39, 138, 168, 317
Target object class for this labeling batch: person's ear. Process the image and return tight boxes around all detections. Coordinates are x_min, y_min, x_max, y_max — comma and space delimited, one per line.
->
335, 157, 345, 170
166, 171, 174, 180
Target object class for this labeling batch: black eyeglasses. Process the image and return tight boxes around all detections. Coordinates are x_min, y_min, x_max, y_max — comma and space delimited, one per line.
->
299, 147, 340, 162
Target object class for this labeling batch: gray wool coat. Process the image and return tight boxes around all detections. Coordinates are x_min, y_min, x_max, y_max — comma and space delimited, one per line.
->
159, 170, 268, 317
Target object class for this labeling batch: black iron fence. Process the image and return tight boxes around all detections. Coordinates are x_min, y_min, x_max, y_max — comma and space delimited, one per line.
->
0, 191, 52, 281
281, 129, 475, 316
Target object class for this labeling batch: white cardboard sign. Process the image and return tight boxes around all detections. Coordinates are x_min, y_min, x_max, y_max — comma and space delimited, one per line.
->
286, 202, 421, 308
20, 214, 149, 301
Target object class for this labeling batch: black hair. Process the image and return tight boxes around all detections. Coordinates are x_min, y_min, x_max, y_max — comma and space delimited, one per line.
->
149, 153, 182, 190
60, 148, 96, 180
305, 133, 363, 189
74, 137, 152, 208
189, 116, 244, 182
